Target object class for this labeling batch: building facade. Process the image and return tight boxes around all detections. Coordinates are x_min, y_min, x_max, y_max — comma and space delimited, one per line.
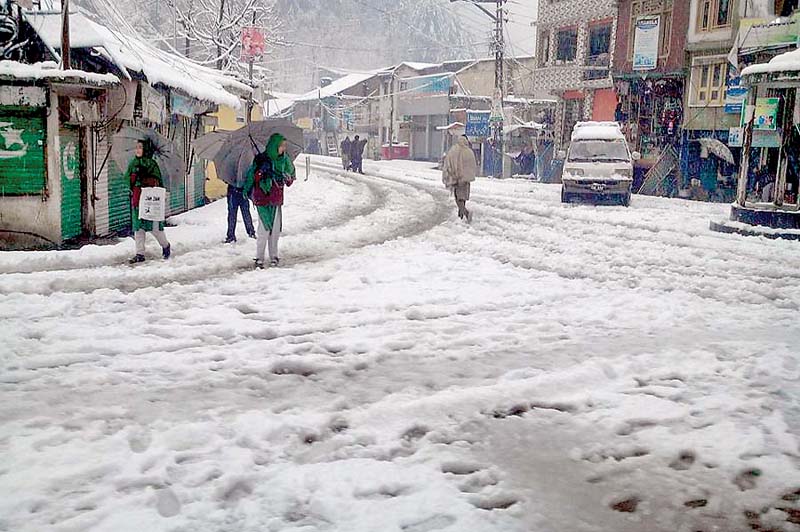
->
533, 0, 619, 147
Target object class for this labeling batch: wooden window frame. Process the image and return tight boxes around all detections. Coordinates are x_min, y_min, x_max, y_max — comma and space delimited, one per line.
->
697, 0, 732, 32
690, 58, 728, 106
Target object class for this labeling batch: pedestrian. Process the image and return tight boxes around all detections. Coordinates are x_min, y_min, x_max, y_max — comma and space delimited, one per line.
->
442, 134, 478, 222
340, 136, 352, 170
223, 182, 256, 244
127, 139, 171, 264
350, 135, 366, 174
243, 133, 296, 269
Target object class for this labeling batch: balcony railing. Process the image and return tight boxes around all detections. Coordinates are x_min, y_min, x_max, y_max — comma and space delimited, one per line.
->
583, 53, 610, 81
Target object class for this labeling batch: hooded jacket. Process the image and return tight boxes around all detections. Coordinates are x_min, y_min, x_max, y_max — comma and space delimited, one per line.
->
245, 133, 296, 207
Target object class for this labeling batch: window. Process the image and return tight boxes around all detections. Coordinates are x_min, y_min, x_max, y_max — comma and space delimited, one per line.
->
691, 59, 728, 105
556, 28, 578, 62
587, 22, 612, 65
697, 0, 731, 31
539, 31, 550, 67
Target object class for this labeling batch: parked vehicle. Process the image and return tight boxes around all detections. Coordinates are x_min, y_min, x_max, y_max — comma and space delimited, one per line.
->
560, 122, 640, 206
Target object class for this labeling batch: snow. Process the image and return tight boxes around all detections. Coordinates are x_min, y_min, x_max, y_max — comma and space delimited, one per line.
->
1, 157, 800, 531
295, 72, 379, 103
741, 47, 800, 77
24, 10, 249, 108
263, 92, 299, 117
571, 122, 626, 141
0, 60, 119, 85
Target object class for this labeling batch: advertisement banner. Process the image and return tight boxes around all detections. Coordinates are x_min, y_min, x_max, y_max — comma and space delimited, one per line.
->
465, 111, 491, 138
633, 15, 660, 71
754, 97, 780, 130
728, 127, 744, 147
241, 27, 266, 60
724, 70, 747, 114
752, 129, 781, 148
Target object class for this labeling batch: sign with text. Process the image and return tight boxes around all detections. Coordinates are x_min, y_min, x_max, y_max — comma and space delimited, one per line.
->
728, 127, 744, 147
465, 111, 491, 138
633, 15, 660, 71
139, 187, 167, 221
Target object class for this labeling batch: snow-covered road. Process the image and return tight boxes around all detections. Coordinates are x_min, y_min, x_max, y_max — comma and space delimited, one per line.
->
1, 157, 799, 532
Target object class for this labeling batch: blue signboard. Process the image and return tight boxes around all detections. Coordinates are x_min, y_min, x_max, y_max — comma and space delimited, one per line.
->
725, 72, 747, 114
466, 111, 491, 138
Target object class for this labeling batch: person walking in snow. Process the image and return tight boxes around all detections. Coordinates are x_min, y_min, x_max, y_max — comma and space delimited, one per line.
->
224, 182, 256, 244
340, 136, 352, 170
442, 135, 477, 222
243, 133, 296, 269
350, 135, 366, 174
127, 139, 171, 263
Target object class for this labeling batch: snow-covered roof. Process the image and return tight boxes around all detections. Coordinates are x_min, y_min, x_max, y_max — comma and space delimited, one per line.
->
0, 60, 119, 86
400, 62, 442, 71
24, 10, 250, 107
571, 121, 625, 141
263, 92, 298, 117
295, 72, 378, 102
741, 48, 800, 78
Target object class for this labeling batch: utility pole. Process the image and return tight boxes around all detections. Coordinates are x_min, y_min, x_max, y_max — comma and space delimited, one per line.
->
61, 0, 71, 69
492, 0, 506, 178
449, 0, 506, 177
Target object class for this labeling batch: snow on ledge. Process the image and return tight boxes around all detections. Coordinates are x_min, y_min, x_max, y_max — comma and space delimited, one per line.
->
741, 48, 800, 77
0, 61, 119, 86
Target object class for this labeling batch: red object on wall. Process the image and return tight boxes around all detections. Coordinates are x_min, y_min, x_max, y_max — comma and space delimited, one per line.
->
563, 90, 585, 100
592, 89, 617, 121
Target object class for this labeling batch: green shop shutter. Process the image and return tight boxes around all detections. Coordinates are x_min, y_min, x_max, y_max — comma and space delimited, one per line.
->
0, 106, 46, 195
107, 157, 131, 233
60, 126, 82, 240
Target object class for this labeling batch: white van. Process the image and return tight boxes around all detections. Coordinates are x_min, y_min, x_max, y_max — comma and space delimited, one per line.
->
560, 121, 639, 206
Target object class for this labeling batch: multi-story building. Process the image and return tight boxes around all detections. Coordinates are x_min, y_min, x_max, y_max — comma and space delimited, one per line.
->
533, 0, 619, 147
612, 0, 690, 166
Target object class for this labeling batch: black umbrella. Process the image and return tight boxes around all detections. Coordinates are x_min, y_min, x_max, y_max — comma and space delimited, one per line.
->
193, 119, 303, 188
111, 126, 185, 190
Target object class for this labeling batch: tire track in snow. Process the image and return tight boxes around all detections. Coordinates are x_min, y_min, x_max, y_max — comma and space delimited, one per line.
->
0, 167, 452, 296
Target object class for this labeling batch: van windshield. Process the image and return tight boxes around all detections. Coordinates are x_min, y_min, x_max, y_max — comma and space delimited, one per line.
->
568, 140, 630, 163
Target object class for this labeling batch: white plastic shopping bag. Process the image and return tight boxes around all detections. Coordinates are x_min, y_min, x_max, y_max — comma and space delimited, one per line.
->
139, 187, 167, 221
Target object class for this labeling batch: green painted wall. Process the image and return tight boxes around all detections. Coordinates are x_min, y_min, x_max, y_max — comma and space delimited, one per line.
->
192, 160, 205, 208
108, 159, 131, 233
60, 127, 82, 240
0, 106, 46, 195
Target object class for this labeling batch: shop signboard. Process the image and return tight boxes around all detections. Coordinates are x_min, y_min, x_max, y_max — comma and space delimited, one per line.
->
752, 130, 781, 148
754, 97, 780, 130
466, 111, 491, 138
724, 71, 747, 114
728, 127, 744, 147
633, 15, 660, 71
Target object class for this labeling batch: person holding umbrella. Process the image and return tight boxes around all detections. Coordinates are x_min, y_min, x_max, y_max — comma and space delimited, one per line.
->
243, 133, 296, 269
127, 139, 171, 263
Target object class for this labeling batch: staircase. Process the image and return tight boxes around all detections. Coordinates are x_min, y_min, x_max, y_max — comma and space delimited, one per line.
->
326, 133, 339, 157
638, 145, 681, 196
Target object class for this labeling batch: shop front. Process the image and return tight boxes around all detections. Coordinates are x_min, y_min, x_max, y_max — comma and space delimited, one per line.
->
711, 48, 800, 237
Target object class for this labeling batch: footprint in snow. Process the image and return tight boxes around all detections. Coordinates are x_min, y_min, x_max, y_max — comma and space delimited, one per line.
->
401, 514, 456, 532
156, 488, 181, 518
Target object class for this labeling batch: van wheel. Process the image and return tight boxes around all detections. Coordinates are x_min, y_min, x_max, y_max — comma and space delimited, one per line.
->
620, 193, 631, 207
561, 187, 570, 203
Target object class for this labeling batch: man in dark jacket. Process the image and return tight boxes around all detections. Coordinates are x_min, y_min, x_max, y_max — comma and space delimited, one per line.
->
350, 135, 366, 174
340, 136, 352, 170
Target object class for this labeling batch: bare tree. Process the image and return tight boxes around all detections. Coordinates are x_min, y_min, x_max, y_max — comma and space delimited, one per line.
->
164, 0, 282, 77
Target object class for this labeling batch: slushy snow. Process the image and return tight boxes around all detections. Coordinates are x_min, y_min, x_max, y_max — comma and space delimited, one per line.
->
1, 157, 799, 532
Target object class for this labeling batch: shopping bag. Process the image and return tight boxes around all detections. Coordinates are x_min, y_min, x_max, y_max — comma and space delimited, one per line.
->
139, 187, 167, 221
